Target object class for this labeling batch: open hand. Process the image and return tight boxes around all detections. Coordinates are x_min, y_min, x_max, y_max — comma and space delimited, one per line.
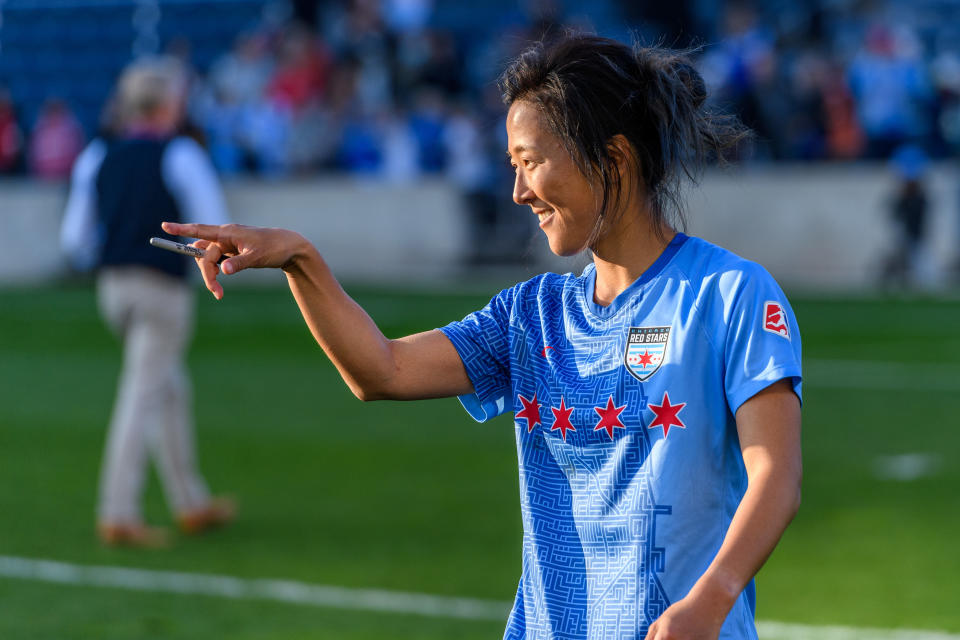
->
643, 594, 728, 640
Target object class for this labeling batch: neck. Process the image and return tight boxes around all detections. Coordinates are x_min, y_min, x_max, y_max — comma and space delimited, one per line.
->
590, 208, 676, 307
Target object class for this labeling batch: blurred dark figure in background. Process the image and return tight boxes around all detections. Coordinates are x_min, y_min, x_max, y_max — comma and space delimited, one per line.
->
442, 99, 499, 263
28, 98, 85, 179
59, 57, 235, 547
0, 87, 25, 174
881, 145, 930, 290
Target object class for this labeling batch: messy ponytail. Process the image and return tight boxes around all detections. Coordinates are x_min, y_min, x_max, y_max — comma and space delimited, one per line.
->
500, 33, 749, 238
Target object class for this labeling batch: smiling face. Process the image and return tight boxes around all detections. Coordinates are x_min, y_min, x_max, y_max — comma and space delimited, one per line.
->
506, 100, 602, 257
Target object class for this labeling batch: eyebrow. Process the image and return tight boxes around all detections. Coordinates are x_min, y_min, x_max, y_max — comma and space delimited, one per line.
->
506, 145, 531, 158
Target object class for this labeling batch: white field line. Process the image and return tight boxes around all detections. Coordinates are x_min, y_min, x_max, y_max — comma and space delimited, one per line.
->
756, 621, 960, 640
2, 556, 959, 639
0, 555, 508, 621
804, 359, 960, 391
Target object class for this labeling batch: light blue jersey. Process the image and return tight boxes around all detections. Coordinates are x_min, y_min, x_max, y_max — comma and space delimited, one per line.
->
440, 234, 802, 640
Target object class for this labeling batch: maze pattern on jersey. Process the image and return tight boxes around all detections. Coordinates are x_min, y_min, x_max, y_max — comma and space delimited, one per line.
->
497, 274, 672, 639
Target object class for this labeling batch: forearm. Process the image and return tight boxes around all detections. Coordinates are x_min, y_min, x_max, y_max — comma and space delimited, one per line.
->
282, 241, 399, 400
688, 460, 802, 619
160, 220, 472, 401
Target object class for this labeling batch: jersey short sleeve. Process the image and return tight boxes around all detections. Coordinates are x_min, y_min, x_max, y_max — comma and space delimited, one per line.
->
439, 285, 516, 422
721, 263, 803, 414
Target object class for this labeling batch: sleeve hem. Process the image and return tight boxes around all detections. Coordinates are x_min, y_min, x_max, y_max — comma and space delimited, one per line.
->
438, 325, 508, 423
727, 367, 802, 416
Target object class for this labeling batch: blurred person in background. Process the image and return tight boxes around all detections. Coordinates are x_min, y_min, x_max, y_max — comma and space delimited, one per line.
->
164, 34, 802, 639
202, 31, 276, 173
378, 106, 420, 182
325, 0, 395, 118
268, 23, 334, 173
267, 23, 331, 112
442, 99, 501, 263
407, 87, 447, 173
848, 23, 932, 159
0, 87, 24, 174
59, 57, 234, 547
28, 98, 85, 179
209, 31, 276, 110
881, 144, 931, 290
821, 60, 865, 160
164, 35, 213, 150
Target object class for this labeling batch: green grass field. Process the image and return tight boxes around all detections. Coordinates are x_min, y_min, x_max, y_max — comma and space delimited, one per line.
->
1, 283, 958, 638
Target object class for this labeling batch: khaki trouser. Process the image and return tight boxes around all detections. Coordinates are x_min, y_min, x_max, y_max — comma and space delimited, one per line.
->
97, 267, 210, 523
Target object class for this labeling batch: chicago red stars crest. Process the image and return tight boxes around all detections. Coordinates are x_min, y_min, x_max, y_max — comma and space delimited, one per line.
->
624, 326, 670, 381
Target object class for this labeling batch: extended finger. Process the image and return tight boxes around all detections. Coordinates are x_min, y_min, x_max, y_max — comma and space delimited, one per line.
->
162, 221, 228, 244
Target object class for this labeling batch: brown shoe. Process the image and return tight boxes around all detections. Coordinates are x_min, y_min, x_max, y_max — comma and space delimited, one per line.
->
98, 522, 171, 548
178, 496, 236, 535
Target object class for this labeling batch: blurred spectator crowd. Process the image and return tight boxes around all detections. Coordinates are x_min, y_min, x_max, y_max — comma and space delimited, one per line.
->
1, 0, 959, 183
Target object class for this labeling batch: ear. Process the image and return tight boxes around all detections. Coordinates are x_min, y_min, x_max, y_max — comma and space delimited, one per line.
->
606, 134, 639, 182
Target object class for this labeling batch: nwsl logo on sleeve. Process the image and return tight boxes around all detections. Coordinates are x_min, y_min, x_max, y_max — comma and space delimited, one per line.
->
624, 327, 670, 382
763, 301, 790, 339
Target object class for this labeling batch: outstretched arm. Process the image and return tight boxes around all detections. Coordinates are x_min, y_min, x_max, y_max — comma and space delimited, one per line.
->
644, 379, 802, 640
161, 222, 473, 401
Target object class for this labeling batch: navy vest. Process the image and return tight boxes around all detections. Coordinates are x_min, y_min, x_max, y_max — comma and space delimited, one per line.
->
95, 137, 187, 279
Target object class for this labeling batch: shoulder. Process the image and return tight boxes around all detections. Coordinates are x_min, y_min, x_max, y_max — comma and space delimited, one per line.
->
473, 270, 581, 328
515, 270, 575, 297
163, 136, 217, 185
673, 236, 783, 302
164, 136, 210, 163
502, 270, 581, 311
73, 138, 108, 179
669, 236, 794, 341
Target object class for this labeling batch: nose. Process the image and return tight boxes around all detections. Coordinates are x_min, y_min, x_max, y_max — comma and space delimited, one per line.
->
513, 170, 534, 206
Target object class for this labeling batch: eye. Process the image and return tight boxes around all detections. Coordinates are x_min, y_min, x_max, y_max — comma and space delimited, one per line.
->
508, 157, 536, 170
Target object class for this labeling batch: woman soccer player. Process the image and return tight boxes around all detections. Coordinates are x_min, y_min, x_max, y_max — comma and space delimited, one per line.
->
163, 34, 802, 640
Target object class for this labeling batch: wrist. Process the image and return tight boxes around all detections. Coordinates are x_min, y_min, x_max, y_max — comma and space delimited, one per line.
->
688, 567, 743, 622
281, 233, 320, 275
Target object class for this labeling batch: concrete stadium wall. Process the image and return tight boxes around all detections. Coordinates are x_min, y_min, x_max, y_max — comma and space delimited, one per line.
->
1, 165, 957, 291
686, 165, 958, 291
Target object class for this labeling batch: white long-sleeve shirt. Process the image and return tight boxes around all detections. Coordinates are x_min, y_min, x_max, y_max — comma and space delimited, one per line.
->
60, 136, 230, 270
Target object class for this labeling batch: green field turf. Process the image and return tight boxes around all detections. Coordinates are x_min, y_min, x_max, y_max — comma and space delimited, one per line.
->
1, 283, 958, 638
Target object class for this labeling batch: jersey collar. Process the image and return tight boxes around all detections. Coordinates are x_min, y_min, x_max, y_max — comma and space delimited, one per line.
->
583, 233, 689, 318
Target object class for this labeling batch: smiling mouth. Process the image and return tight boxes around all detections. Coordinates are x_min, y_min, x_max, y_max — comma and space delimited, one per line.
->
534, 209, 555, 227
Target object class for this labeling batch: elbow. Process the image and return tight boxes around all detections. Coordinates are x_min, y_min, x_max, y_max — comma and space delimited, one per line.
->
789, 485, 802, 521
349, 382, 388, 402
353, 388, 389, 402
343, 343, 406, 402
347, 372, 399, 402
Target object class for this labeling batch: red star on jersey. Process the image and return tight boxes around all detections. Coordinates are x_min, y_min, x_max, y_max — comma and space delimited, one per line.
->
516, 393, 542, 433
648, 391, 686, 439
550, 397, 576, 442
637, 350, 654, 367
593, 396, 627, 440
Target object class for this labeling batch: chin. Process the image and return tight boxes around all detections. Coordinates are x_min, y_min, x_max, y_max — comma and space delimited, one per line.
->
543, 223, 592, 257
546, 237, 587, 257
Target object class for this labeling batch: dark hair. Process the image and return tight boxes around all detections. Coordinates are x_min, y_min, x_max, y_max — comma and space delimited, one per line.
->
499, 33, 749, 239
